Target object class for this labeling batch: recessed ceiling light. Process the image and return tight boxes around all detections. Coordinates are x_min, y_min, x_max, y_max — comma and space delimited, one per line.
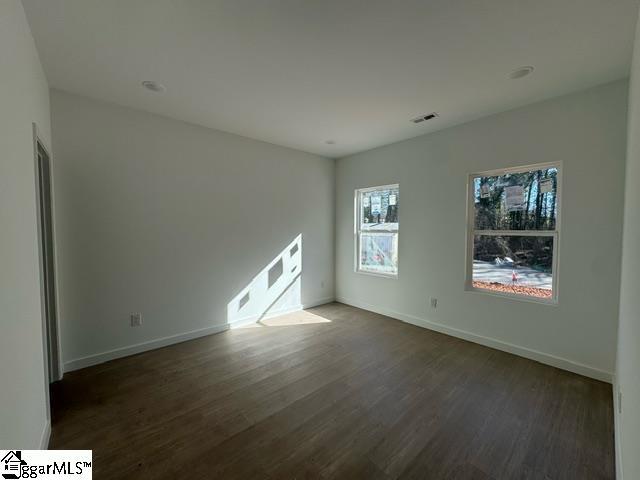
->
509, 66, 534, 80
141, 80, 166, 93
325, 140, 336, 145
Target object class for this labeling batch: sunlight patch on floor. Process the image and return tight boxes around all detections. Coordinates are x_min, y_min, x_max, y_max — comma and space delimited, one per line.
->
235, 310, 331, 329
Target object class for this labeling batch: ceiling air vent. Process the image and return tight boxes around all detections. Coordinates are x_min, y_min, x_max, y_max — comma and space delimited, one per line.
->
411, 112, 439, 124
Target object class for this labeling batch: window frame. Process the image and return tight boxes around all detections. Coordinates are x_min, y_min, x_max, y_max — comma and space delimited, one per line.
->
354, 183, 399, 278
464, 162, 562, 305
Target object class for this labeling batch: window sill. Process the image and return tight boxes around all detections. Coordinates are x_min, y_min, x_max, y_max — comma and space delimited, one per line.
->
464, 286, 558, 306
356, 269, 398, 280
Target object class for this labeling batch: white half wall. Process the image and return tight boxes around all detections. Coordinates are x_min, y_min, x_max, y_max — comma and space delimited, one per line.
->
615, 9, 640, 480
336, 80, 628, 381
0, 0, 52, 449
50, 90, 335, 370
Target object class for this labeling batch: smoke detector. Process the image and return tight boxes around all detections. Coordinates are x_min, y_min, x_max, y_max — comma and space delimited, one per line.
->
141, 81, 166, 93
411, 112, 439, 124
509, 66, 534, 80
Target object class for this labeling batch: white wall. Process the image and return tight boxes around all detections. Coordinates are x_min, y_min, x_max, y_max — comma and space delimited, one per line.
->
336, 80, 627, 381
615, 10, 640, 480
0, 0, 52, 449
50, 90, 335, 370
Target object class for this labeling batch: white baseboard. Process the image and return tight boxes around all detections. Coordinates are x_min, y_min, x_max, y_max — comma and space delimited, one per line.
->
337, 296, 613, 383
229, 297, 335, 328
64, 297, 335, 372
39, 420, 51, 449
301, 296, 336, 309
63, 323, 230, 373
613, 375, 623, 480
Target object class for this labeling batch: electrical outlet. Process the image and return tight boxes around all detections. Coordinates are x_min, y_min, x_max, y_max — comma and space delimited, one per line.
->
130, 313, 142, 327
430, 297, 438, 309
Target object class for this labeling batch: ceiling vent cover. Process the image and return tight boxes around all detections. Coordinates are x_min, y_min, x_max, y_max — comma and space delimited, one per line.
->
411, 112, 439, 124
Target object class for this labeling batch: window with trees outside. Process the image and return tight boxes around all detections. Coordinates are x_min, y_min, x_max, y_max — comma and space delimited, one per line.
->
356, 184, 399, 276
467, 163, 560, 302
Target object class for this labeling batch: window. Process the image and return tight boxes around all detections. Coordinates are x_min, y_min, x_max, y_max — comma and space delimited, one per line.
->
466, 163, 560, 302
355, 184, 399, 276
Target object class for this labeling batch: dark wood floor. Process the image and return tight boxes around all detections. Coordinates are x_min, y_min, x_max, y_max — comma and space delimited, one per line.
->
50, 303, 614, 479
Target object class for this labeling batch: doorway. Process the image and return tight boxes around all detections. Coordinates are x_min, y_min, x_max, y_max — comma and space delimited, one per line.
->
35, 129, 61, 383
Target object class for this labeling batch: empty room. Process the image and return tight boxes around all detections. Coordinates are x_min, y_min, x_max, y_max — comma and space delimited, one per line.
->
2, 0, 640, 478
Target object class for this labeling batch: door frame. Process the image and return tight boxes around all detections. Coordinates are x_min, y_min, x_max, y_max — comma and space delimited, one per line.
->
33, 123, 63, 389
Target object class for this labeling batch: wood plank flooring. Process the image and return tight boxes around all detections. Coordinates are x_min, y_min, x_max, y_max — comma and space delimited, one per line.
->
50, 303, 615, 479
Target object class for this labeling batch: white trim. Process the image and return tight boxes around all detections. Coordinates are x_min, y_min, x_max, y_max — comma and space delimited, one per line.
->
230, 304, 305, 328
613, 375, 623, 480
36, 126, 64, 383
63, 323, 230, 372
64, 297, 335, 371
39, 420, 51, 450
229, 296, 335, 328
469, 161, 561, 178
32, 124, 64, 383
354, 184, 400, 277
301, 297, 335, 309
355, 269, 399, 280
32, 123, 63, 441
336, 296, 613, 383
465, 162, 562, 304
355, 182, 399, 194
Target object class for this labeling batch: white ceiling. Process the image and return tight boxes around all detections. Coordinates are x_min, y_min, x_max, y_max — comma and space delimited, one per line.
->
23, 0, 640, 158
